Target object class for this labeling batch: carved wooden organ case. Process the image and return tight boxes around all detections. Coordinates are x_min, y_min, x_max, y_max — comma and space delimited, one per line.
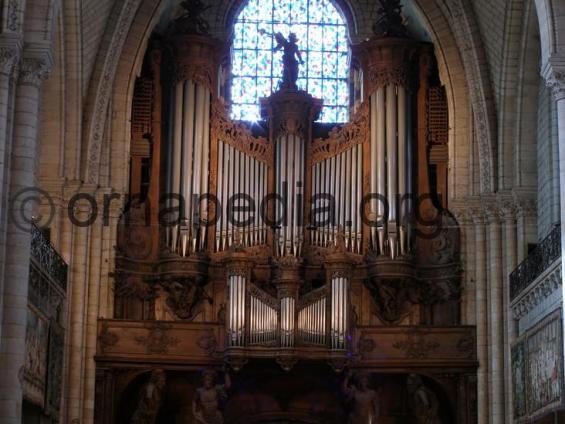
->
106, 25, 474, 385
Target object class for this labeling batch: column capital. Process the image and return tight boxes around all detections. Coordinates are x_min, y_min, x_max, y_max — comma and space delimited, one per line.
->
542, 59, 565, 101
18, 56, 51, 87
0, 46, 19, 76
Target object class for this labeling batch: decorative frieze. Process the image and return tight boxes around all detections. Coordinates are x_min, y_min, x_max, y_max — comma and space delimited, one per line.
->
18, 57, 50, 87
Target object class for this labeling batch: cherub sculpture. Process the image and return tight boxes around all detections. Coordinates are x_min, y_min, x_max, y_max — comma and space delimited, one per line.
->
342, 370, 380, 424
260, 30, 304, 90
192, 367, 231, 424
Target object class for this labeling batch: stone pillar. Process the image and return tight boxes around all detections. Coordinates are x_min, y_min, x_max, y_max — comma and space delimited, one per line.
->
544, 67, 565, 389
0, 43, 19, 350
486, 205, 504, 423
471, 209, 489, 424
502, 201, 517, 424
0, 55, 50, 423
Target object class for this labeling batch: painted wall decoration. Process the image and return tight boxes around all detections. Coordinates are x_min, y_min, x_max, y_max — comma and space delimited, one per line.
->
526, 311, 562, 415
511, 339, 526, 418
23, 308, 49, 407
512, 309, 564, 422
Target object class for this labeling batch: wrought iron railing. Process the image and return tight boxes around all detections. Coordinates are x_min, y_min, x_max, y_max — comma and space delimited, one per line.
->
30, 224, 67, 291
25, 224, 68, 416
510, 224, 561, 301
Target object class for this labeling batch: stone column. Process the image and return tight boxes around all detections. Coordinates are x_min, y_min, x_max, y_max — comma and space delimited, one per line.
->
486, 205, 504, 423
501, 200, 517, 424
0, 55, 50, 423
471, 209, 489, 424
544, 67, 565, 389
0, 43, 19, 350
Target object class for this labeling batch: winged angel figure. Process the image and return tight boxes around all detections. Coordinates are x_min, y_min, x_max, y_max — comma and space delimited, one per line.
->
260, 29, 304, 90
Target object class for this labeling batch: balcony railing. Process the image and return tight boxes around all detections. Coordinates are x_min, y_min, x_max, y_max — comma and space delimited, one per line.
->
30, 224, 68, 291
510, 224, 561, 301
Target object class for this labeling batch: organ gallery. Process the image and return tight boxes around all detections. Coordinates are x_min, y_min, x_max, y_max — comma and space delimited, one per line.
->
93, 1, 475, 422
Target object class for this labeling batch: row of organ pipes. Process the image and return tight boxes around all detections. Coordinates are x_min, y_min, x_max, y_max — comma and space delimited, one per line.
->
227, 273, 348, 350
369, 84, 413, 258
275, 133, 305, 257
162, 34, 422, 351
215, 140, 269, 251
310, 144, 363, 253
166, 78, 211, 256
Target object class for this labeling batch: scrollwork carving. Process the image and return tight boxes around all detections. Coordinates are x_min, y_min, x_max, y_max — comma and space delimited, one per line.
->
134, 323, 179, 354
211, 99, 272, 163
98, 322, 119, 354
311, 101, 369, 164
160, 277, 212, 321
393, 329, 440, 358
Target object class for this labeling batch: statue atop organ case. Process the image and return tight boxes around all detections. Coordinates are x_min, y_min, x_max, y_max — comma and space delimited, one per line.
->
96, 1, 475, 423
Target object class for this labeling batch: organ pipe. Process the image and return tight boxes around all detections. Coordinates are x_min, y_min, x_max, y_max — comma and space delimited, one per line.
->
228, 275, 246, 347
167, 77, 211, 256
331, 277, 348, 350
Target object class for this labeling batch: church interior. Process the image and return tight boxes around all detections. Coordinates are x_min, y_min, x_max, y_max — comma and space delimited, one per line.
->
0, 0, 564, 423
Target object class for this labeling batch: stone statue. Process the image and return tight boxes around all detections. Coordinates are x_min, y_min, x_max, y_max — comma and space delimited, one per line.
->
373, 0, 407, 38
260, 30, 304, 90
131, 369, 166, 424
192, 367, 231, 424
174, 0, 211, 35
407, 374, 441, 424
342, 370, 379, 424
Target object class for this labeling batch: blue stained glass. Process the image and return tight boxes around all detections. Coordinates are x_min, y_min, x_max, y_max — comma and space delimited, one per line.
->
256, 0, 273, 20
323, 52, 337, 76
323, 79, 337, 103
257, 77, 272, 97
336, 107, 348, 122
241, 50, 257, 76
309, 78, 323, 98
232, 50, 244, 76
308, 52, 323, 78
273, 0, 292, 23
323, 26, 338, 51
337, 80, 349, 105
257, 51, 271, 76
308, 25, 324, 51
231, 0, 350, 123
337, 53, 349, 78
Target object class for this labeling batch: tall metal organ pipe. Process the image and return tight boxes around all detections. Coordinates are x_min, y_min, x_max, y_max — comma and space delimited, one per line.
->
167, 77, 212, 256
368, 83, 411, 258
227, 274, 246, 347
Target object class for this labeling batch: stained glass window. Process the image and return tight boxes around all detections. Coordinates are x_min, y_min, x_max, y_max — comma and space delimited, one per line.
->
231, 0, 350, 123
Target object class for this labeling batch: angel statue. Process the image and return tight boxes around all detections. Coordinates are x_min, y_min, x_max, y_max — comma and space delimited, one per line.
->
259, 30, 304, 90
342, 370, 380, 424
192, 367, 231, 424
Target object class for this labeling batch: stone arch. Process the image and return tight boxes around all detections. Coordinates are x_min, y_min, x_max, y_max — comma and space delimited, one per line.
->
534, 0, 565, 67
218, 0, 359, 40
83, 0, 494, 198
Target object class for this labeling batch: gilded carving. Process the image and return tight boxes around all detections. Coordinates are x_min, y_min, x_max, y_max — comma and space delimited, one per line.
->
311, 101, 369, 164
197, 330, 218, 356
98, 322, 119, 354
393, 329, 440, 358
160, 277, 212, 321
135, 323, 179, 354
210, 99, 272, 163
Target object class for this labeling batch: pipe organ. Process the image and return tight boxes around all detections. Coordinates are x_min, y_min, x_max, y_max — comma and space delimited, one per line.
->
114, 9, 466, 376
99, 6, 477, 421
